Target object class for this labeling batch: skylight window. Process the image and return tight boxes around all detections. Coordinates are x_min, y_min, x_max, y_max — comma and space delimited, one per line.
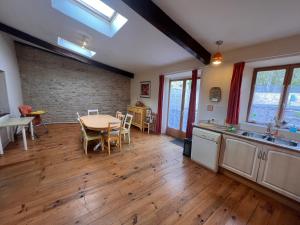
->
52, 0, 128, 37
57, 37, 96, 58
74, 0, 116, 21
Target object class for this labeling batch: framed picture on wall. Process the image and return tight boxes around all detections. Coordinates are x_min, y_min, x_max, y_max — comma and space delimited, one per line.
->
140, 81, 151, 98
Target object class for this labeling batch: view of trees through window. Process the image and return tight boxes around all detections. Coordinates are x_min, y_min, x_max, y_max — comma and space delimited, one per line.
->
248, 65, 300, 127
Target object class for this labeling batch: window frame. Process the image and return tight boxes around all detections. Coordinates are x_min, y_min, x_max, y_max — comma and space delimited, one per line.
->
74, 0, 117, 23
247, 63, 300, 126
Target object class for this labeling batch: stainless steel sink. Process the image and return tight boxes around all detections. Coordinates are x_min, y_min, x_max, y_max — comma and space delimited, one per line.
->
241, 131, 299, 148
241, 131, 267, 139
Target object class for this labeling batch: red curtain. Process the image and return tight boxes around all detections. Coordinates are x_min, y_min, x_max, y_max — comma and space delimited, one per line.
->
186, 69, 198, 138
226, 62, 245, 125
156, 74, 164, 134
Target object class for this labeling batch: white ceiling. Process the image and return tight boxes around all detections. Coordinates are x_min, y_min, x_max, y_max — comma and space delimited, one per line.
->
153, 0, 300, 52
0, 0, 300, 74
0, 0, 192, 73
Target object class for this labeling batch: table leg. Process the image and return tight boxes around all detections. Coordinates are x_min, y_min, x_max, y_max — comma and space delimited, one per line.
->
22, 126, 28, 151
6, 127, 11, 142
11, 126, 15, 142
0, 135, 3, 155
30, 122, 34, 141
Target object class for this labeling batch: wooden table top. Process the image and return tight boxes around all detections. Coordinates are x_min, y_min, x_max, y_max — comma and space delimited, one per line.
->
80, 115, 120, 131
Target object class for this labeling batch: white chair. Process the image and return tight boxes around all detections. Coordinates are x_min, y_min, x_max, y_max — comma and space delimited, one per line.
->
121, 113, 133, 144
116, 111, 122, 119
77, 112, 83, 142
78, 118, 101, 155
88, 109, 99, 115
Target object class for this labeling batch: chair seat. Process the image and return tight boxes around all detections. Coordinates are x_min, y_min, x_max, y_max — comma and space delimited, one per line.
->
86, 131, 101, 140
104, 130, 120, 137
121, 127, 129, 133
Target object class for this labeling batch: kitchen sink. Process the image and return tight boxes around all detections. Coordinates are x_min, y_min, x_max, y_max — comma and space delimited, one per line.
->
241, 131, 299, 148
241, 131, 267, 139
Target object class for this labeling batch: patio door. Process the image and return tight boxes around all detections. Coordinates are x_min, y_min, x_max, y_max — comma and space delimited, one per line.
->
167, 78, 199, 139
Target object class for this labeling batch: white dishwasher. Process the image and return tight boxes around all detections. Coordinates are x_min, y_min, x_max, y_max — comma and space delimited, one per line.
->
191, 127, 222, 172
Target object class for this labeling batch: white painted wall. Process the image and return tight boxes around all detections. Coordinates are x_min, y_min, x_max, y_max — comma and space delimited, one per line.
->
130, 35, 300, 130
0, 32, 23, 148
130, 58, 202, 112
0, 71, 10, 113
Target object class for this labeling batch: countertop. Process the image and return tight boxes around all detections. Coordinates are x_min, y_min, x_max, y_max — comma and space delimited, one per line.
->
193, 123, 300, 153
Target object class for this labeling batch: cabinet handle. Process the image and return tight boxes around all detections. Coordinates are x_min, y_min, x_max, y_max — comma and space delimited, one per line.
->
262, 152, 267, 161
258, 151, 262, 159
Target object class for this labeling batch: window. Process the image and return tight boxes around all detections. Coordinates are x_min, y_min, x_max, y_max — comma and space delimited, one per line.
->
57, 37, 96, 58
248, 64, 300, 127
52, 0, 128, 37
74, 0, 116, 21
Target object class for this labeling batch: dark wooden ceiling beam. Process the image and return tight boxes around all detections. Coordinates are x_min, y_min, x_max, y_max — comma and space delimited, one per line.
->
0, 22, 134, 78
120, 0, 211, 65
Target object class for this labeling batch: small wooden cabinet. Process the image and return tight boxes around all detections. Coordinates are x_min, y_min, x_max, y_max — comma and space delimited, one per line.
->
220, 135, 300, 202
127, 106, 146, 131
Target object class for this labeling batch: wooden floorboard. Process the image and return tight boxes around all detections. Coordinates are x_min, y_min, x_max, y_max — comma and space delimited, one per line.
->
0, 124, 299, 225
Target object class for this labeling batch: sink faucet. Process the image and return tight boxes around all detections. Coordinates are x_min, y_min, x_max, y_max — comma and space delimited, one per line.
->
266, 122, 273, 135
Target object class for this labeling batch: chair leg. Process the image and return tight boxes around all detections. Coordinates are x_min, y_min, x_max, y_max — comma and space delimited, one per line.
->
108, 139, 111, 155
83, 139, 86, 154
128, 132, 131, 144
119, 136, 122, 151
101, 137, 104, 151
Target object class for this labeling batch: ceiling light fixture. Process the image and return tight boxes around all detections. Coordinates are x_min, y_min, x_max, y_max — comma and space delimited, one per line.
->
212, 40, 224, 65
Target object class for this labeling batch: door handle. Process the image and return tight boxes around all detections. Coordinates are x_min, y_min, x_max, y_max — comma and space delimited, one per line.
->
262, 152, 267, 161
258, 150, 262, 159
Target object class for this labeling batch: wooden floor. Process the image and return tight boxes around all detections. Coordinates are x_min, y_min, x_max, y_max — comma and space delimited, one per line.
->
0, 124, 299, 225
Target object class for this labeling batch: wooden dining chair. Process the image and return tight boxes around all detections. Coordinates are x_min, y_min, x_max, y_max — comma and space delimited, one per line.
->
78, 118, 101, 155
121, 113, 133, 144
88, 109, 99, 115
101, 122, 121, 155
77, 112, 83, 142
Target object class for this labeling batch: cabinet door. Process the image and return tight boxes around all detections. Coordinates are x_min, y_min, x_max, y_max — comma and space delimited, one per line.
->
221, 135, 262, 181
257, 146, 300, 202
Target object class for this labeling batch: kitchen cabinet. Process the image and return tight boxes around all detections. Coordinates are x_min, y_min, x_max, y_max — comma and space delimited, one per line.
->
220, 134, 300, 202
221, 135, 262, 182
257, 145, 300, 202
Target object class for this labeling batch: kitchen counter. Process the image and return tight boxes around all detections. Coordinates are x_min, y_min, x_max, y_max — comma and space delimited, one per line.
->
193, 123, 300, 153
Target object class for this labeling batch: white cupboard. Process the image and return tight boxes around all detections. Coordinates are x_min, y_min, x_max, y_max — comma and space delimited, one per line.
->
221, 135, 262, 182
257, 145, 300, 202
220, 134, 300, 202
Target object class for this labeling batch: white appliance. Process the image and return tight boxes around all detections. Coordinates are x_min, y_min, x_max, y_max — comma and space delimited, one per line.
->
191, 127, 222, 172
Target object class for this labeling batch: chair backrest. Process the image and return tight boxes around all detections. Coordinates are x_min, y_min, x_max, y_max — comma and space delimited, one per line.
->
116, 111, 122, 118
19, 105, 32, 116
78, 118, 87, 138
88, 109, 99, 115
76, 112, 80, 121
123, 113, 133, 130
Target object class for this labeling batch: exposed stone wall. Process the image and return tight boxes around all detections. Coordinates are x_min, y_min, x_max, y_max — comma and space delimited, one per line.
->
16, 43, 131, 123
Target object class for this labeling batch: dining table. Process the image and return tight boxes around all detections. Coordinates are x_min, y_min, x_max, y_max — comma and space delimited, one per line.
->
80, 115, 121, 151
80, 114, 121, 131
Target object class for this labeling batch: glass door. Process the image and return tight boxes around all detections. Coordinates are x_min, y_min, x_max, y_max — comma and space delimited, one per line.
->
167, 78, 200, 139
